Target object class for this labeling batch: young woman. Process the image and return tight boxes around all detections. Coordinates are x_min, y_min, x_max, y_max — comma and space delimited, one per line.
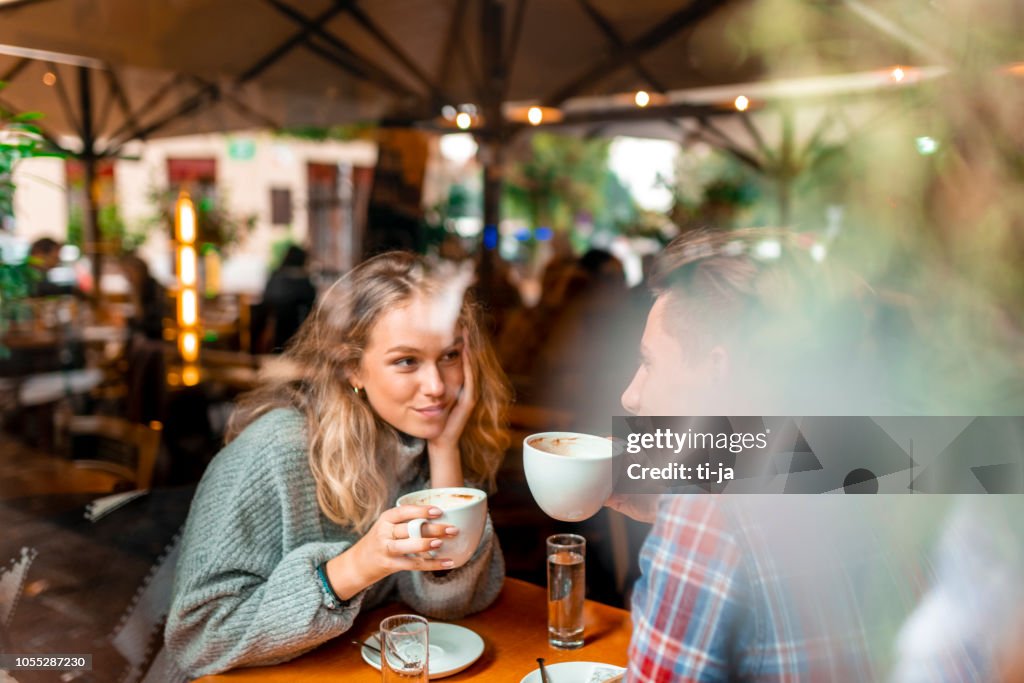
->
166, 252, 510, 676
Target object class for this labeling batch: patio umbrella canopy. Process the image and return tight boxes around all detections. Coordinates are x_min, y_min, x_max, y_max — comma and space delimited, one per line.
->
1, 0, 1020, 273
1, 0, 989, 146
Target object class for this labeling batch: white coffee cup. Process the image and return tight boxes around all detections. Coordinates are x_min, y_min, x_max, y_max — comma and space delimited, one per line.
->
523, 432, 619, 522
396, 486, 487, 568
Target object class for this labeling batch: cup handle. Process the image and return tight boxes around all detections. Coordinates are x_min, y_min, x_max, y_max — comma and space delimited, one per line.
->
407, 517, 427, 540
406, 517, 437, 559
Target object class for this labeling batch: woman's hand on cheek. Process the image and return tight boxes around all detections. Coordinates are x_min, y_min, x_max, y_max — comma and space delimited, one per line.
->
427, 336, 476, 461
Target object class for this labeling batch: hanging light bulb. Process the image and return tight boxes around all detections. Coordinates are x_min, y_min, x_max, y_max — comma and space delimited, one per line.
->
175, 193, 196, 243
182, 365, 200, 387
179, 289, 198, 327
179, 330, 199, 362
178, 245, 197, 286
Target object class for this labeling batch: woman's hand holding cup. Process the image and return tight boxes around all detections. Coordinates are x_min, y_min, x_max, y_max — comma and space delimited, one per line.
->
324, 504, 459, 600
368, 504, 460, 572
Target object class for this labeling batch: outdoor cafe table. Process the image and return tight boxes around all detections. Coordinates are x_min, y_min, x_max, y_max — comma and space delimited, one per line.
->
196, 577, 632, 682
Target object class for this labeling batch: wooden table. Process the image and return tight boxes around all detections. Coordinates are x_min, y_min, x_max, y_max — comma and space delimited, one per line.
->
0, 432, 124, 498
196, 577, 632, 682
80, 324, 127, 344
13, 367, 102, 406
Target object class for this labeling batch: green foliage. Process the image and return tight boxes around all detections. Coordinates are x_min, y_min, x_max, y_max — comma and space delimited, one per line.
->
0, 107, 53, 219
446, 183, 479, 219
663, 148, 765, 229
502, 133, 613, 234
0, 255, 37, 319
703, 177, 760, 208
421, 182, 482, 254
1, 90, 63, 350
594, 169, 637, 232
0, 257, 37, 356
274, 123, 375, 142
1, 87, 62, 220
144, 186, 257, 254
66, 203, 149, 251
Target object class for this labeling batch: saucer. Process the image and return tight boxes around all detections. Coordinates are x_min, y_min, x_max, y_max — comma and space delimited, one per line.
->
361, 622, 485, 679
519, 661, 626, 683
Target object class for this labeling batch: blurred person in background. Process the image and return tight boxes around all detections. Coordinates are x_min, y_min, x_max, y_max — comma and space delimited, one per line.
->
498, 246, 639, 415
533, 248, 634, 426
116, 253, 168, 425
260, 244, 317, 352
120, 253, 166, 341
471, 249, 522, 337
166, 252, 511, 677
610, 228, 1022, 682
27, 237, 86, 299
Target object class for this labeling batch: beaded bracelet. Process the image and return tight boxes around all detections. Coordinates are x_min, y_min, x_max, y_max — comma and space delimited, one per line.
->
316, 562, 342, 608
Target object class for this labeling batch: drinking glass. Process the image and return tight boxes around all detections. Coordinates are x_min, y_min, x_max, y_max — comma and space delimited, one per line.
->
380, 614, 429, 682
547, 533, 586, 649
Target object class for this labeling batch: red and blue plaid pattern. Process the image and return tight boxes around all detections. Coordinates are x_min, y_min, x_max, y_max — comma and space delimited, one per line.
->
624, 496, 1007, 682
625, 496, 897, 682
628, 496, 744, 682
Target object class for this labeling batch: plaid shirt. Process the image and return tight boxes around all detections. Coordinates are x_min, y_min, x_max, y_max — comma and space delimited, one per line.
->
625, 496, 952, 683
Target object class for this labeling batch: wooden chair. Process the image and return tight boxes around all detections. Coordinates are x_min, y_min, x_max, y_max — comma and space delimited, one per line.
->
68, 416, 162, 491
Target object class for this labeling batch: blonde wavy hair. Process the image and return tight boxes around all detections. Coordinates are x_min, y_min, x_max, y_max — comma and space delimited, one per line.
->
227, 251, 511, 533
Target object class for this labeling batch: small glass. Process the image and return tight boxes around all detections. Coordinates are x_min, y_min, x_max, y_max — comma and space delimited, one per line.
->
547, 533, 586, 649
380, 614, 429, 682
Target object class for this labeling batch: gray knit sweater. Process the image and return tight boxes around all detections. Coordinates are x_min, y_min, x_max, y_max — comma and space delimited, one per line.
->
165, 408, 505, 678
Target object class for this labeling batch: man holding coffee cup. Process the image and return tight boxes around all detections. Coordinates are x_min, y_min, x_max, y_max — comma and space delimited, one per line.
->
611, 229, 962, 681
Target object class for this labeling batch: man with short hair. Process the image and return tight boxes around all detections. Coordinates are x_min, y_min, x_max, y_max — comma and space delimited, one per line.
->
613, 229, 997, 682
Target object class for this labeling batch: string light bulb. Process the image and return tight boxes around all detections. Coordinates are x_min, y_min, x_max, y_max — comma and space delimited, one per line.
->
179, 330, 199, 362
182, 365, 200, 387
175, 193, 196, 243
179, 289, 197, 327
178, 245, 197, 286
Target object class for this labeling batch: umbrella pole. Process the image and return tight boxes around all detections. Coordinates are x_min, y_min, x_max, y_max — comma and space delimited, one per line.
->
478, 139, 504, 301
477, 0, 507, 302
78, 66, 102, 300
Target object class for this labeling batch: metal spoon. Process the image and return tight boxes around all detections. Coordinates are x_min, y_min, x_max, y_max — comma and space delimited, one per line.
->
537, 657, 552, 683
353, 639, 381, 656
355, 637, 412, 668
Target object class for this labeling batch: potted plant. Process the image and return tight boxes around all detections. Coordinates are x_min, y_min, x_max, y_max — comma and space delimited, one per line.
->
0, 97, 59, 352
143, 186, 257, 255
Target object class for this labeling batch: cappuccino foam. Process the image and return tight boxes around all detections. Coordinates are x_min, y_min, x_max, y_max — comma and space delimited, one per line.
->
529, 436, 580, 456
529, 435, 611, 459
405, 491, 482, 509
